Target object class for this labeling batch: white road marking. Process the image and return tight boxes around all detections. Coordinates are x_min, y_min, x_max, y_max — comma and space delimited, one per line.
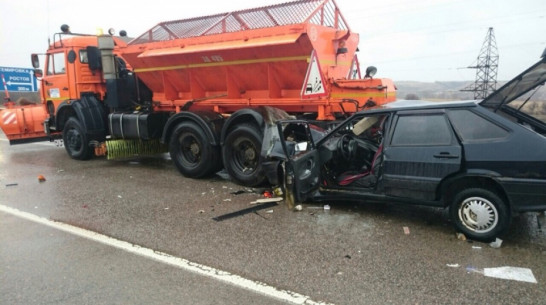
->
0, 204, 333, 305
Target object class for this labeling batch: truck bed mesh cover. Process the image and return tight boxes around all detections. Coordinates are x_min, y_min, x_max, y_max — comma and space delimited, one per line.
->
130, 0, 348, 44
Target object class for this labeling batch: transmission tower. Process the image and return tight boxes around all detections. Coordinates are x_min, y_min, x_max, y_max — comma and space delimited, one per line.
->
461, 27, 499, 99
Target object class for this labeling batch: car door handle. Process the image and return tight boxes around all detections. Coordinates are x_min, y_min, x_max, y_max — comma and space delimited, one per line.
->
433, 152, 459, 159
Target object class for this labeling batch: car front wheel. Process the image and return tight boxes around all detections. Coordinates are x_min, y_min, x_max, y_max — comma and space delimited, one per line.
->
449, 188, 510, 242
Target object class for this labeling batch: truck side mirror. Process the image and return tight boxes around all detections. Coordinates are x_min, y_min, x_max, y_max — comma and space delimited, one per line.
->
86, 46, 102, 71
34, 69, 43, 78
31, 54, 40, 68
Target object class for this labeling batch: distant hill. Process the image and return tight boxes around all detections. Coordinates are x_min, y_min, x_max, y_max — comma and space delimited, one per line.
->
395, 80, 546, 102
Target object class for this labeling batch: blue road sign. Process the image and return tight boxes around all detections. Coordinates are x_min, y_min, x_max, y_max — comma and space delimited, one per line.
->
0, 66, 38, 92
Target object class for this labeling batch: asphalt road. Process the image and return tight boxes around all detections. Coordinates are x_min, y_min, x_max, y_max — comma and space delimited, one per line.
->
1, 135, 546, 305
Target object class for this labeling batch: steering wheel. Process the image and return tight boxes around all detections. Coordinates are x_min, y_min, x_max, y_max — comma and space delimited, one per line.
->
338, 134, 357, 161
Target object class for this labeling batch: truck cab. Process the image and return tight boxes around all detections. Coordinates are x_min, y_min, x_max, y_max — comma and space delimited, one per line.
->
36, 34, 131, 131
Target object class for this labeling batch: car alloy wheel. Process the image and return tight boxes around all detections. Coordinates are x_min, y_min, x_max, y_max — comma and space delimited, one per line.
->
458, 196, 498, 234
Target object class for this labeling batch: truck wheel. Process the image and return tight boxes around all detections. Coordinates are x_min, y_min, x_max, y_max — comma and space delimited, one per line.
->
223, 123, 266, 186
449, 188, 510, 242
169, 121, 220, 178
63, 117, 93, 160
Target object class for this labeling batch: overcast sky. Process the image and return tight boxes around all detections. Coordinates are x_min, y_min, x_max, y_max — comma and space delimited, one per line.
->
0, 0, 544, 82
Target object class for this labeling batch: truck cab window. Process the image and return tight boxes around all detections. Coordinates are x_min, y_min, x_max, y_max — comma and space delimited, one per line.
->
46, 54, 53, 75
46, 52, 66, 75
79, 50, 88, 63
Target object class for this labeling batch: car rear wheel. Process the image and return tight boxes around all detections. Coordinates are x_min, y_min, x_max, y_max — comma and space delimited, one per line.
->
450, 188, 509, 242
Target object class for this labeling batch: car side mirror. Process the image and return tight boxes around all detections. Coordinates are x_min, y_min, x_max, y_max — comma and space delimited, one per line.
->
86, 46, 102, 71
34, 69, 43, 78
31, 54, 40, 68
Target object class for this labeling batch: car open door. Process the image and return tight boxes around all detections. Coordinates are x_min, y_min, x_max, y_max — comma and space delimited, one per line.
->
381, 110, 462, 202
277, 121, 321, 208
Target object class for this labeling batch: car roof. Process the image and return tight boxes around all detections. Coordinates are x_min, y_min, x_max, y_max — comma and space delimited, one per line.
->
356, 99, 478, 115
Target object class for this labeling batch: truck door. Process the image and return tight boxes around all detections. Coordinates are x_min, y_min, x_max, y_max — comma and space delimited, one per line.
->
44, 51, 70, 103
278, 121, 321, 207
381, 110, 462, 202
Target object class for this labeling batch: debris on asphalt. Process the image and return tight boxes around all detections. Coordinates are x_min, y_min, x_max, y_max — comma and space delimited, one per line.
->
446, 264, 460, 268
117, 195, 122, 199
38, 175, 46, 182
403, 226, 410, 235
5, 183, 18, 187
265, 210, 274, 214
263, 190, 273, 198
213, 201, 279, 221
230, 188, 255, 195
57, 169, 64, 173
324, 204, 331, 210
198, 209, 205, 214
484, 266, 537, 283
344, 255, 352, 259
490, 238, 503, 248
466, 266, 483, 274
465, 265, 537, 283
273, 187, 283, 196
456, 233, 467, 241
294, 205, 303, 211
223, 198, 232, 202
250, 197, 284, 205
230, 190, 247, 195
472, 246, 482, 250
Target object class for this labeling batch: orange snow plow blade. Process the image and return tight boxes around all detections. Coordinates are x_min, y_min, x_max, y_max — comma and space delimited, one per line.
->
0, 104, 53, 144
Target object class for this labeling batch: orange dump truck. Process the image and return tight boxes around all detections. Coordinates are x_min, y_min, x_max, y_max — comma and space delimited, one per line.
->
0, 0, 395, 186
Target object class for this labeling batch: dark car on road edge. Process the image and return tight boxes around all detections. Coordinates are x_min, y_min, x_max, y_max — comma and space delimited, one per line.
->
263, 49, 546, 241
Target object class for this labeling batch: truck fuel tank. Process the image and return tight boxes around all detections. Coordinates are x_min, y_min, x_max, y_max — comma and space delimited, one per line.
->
108, 112, 169, 140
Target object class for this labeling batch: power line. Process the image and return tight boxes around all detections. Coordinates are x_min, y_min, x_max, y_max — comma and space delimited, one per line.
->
461, 28, 499, 99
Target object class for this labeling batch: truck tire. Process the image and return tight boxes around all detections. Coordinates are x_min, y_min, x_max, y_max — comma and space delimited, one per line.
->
169, 121, 220, 178
222, 123, 266, 186
449, 188, 510, 242
63, 117, 93, 160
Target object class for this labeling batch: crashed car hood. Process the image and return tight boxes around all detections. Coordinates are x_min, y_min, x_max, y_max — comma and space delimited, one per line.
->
480, 54, 546, 121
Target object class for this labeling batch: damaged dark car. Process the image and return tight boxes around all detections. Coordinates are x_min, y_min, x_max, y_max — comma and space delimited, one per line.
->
263, 49, 546, 242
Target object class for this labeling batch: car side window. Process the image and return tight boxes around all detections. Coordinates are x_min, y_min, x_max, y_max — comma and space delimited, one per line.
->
391, 114, 452, 146
447, 109, 509, 141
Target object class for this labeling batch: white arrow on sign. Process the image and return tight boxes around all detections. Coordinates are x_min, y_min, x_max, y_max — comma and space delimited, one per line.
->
6, 81, 31, 86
